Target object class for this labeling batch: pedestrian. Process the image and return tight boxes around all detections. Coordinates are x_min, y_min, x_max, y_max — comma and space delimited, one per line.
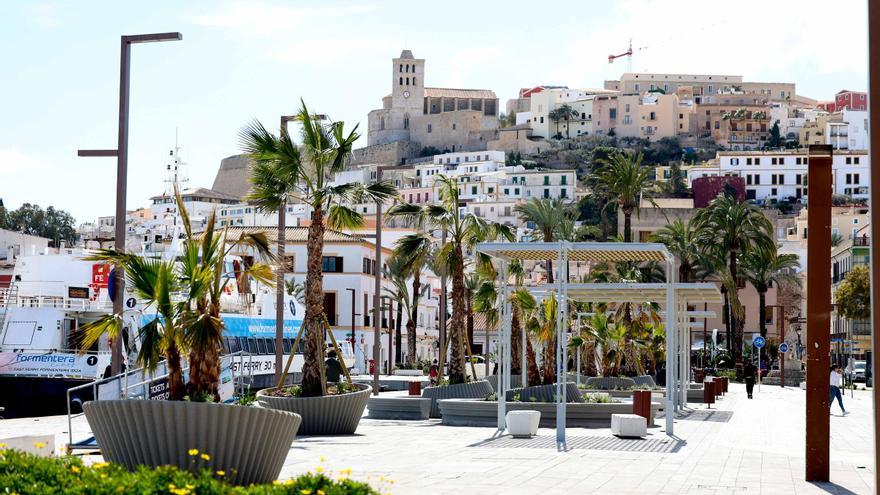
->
744, 360, 757, 399
325, 349, 344, 383
429, 359, 439, 385
829, 364, 848, 415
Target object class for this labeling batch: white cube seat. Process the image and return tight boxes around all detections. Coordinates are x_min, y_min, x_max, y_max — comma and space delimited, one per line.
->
611, 413, 647, 438
506, 410, 540, 438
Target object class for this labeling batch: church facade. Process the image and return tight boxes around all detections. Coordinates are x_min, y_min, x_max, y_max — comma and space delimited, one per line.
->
367, 50, 500, 153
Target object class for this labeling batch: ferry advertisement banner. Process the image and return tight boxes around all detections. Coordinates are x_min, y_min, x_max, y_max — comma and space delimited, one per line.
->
0, 352, 108, 378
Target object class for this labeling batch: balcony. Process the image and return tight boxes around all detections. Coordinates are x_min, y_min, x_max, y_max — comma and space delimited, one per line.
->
854, 236, 870, 246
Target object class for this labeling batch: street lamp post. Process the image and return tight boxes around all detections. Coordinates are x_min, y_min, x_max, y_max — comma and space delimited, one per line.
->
79, 32, 182, 376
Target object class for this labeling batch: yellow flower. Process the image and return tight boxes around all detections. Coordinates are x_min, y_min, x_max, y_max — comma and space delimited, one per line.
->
33, 442, 46, 449
93, 462, 109, 469
318, 490, 326, 495
100, 474, 107, 479
341, 468, 352, 476
200, 453, 211, 461
216, 470, 225, 477
188, 448, 199, 456
300, 490, 312, 495
70, 465, 81, 473
315, 466, 324, 473
285, 479, 295, 486
0, 443, 7, 449
273, 480, 282, 485
185, 485, 194, 490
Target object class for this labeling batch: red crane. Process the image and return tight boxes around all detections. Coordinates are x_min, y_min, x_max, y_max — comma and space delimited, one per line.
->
608, 39, 633, 65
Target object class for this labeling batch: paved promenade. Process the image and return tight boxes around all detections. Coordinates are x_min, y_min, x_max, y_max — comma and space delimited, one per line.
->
0, 383, 873, 494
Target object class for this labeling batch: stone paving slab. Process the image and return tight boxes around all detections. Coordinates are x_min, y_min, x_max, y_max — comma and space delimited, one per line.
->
0, 383, 873, 494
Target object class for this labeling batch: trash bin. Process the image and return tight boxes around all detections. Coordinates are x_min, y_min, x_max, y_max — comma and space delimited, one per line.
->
703, 379, 716, 407
714, 378, 723, 397
694, 369, 705, 383
408, 381, 421, 396
632, 390, 653, 426
721, 376, 729, 394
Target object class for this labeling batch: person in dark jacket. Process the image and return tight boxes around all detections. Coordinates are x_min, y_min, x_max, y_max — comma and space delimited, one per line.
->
325, 350, 344, 383
744, 361, 757, 399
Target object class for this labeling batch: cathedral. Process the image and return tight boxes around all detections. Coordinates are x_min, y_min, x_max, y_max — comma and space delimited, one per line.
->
367, 50, 500, 153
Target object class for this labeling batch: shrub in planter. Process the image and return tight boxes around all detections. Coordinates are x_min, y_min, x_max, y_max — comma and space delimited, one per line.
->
0, 448, 380, 495
257, 383, 372, 435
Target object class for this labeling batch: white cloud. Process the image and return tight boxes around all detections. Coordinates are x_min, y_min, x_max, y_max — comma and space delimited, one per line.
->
0, 149, 41, 175
190, 1, 375, 35
26, 4, 61, 28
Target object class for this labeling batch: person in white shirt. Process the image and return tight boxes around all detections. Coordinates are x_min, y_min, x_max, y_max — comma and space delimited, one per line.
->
829, 365, 847, 415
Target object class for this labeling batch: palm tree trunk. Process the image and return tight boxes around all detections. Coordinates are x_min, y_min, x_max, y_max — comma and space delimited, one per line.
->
544, 231, 554, 284
623, 209, 633, 242
542, 338, 556, 384
525, 337, 541, 386
395, 299, 403, 365
301, 208, 326, 396
448, 245, 467, 384
166, 343, 185, 401
599, 197, 610, 241
466, 288, 474, 350
407, 274, 420, 367
511, 312, 522, 375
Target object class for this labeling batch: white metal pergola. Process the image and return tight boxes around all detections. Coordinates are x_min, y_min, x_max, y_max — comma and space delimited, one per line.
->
476, 241, 722, 442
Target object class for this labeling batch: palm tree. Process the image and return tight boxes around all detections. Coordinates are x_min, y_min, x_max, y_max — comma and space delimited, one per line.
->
240, 101, 397, 396
653, 218, 701, 282
742, 245, 800, 361
246, 121, 300, 384
597, 151, 656, 242
472, 259, 529, 378
383, 256, 409, 366
514, 197, 576, 284
693, 195, 773, 374
388, 175, 513, 384
80, 192, 273, 401
390, 232, 433, 367
548, 104, 580, 139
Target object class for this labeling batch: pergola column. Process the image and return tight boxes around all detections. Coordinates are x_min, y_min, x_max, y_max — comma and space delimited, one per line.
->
496, 261, 509, 431
665, 259, 677, 435
555, 241, 566, 444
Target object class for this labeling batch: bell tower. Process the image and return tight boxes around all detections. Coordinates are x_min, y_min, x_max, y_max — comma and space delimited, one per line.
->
391, 49, 425, 115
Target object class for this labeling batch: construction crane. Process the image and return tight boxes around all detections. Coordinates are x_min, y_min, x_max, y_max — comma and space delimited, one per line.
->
608, 39, 634, 72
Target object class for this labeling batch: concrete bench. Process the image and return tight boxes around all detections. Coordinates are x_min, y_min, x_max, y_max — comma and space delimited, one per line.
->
506, 410, 540, 438
611, 414, 647, 438
584, 377, 637, 390
367, 396, 431, 420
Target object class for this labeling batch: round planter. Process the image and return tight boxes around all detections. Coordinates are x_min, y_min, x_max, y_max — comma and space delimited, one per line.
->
83, 399, 300, 486
256, 383, 372, 435
505, 382, 584, 403
422, 380, 494, 418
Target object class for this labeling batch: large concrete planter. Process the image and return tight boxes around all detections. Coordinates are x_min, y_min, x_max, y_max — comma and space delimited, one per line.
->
83, 399, 300, 486
584, 376, 637, 390
505, 382, 584, 403
486, 374, 524, 390
438, 398, 663, 428
257, 383, 371, 435
422, 380, 494, 418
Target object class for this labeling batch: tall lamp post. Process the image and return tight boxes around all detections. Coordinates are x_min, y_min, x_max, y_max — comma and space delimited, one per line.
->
79, 32, 182, 376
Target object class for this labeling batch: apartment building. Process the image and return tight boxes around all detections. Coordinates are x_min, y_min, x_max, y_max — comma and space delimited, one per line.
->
519, 87, 615, 138
689, 150, 870, 203
833, 90, 868, 112
831, 222, 871, 360
826, 110, 869, 150
604, 73, 795, 103
694, 93, 773, 150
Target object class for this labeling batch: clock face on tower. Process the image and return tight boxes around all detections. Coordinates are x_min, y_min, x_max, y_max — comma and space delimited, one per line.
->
403, 90, 410, 99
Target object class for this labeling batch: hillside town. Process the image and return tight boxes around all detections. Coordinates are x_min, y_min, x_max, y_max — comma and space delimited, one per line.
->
0, 30, 876, 495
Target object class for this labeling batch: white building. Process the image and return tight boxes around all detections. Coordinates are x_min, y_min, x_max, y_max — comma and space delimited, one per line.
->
520, 88, 617, 139
827, 110, 868, 150
689, 150, 870, 203
224, 226, 442, 372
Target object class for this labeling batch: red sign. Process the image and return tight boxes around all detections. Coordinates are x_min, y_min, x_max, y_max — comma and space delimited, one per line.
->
92, 264, 110, 288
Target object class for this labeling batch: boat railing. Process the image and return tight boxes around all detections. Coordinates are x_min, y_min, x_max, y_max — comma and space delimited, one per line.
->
0, 289, 113, 312
66, 351, 255, 452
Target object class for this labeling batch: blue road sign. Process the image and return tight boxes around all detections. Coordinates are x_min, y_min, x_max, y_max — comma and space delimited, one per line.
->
779, 342, 789, 353
753, 336, 766, 349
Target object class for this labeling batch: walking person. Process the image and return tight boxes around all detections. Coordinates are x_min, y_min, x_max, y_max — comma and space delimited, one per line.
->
829, 364, 848, 415
429, 359, 439, 386
744, 360, 757, 399
325, 349, 345, 383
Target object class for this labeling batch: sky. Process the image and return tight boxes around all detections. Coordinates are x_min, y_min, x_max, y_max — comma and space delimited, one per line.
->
0, 0, 869, 224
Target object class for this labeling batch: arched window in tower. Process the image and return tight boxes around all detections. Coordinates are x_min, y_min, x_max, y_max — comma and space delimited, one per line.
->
380, 117, 385, 130
399, 64, 402, 72
406, 77, 409, 85
399, 77, 403, 85
413, 77, 416, 86
412, 65, 416, 73
405, 64, 409, 72
404, 113, 410, 129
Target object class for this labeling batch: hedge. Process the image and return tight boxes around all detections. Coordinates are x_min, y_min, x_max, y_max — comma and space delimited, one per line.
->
0, 448, 382, 495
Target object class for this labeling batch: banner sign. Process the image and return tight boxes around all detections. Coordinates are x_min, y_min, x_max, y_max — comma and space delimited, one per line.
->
0, 352, 108, 378
68, 287, 89, 299
229, 354, 304, 376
